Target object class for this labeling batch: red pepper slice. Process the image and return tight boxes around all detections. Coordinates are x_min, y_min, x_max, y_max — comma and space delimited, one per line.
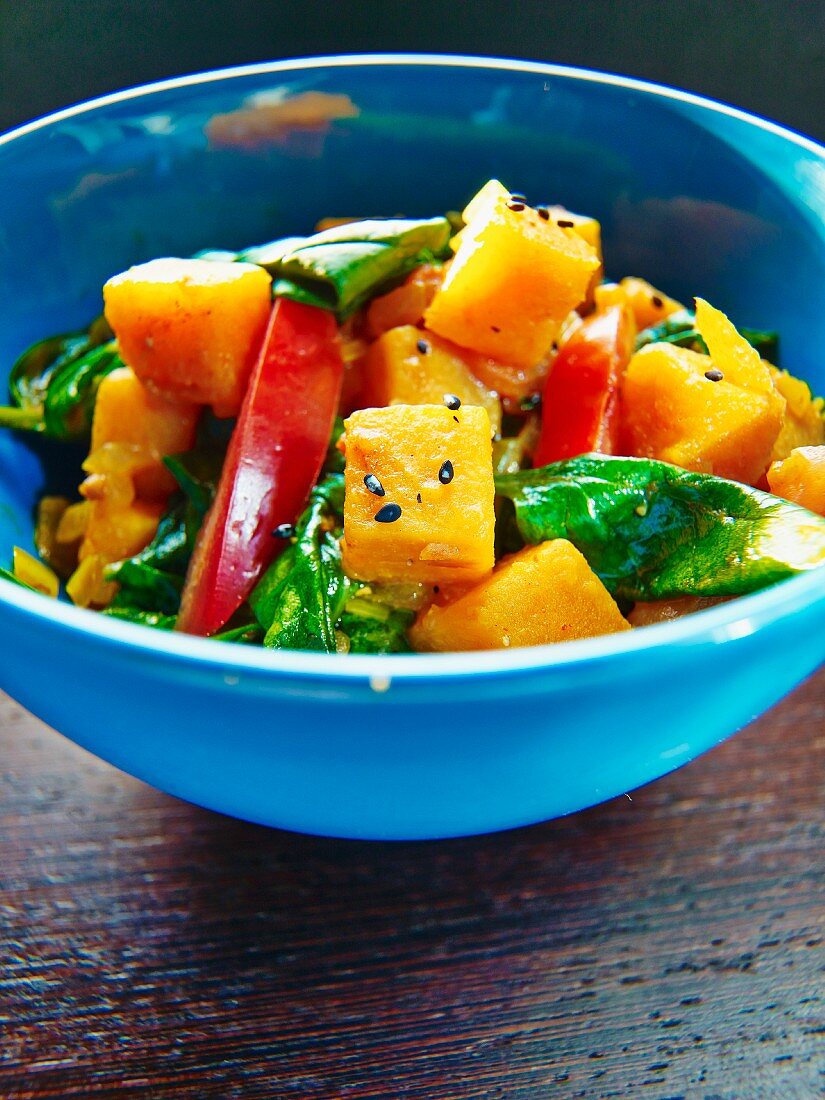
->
534, 305, 634, 467
177, 298, 343, 636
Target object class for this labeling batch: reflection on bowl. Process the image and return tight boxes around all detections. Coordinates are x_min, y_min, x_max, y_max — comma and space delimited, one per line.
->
1, 56, 824, 839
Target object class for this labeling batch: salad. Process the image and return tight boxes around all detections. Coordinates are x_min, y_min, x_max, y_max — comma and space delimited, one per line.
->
2, 178, 825, 654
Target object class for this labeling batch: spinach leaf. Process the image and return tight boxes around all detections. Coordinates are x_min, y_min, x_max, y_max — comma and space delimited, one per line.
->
102, 606, 177, 630
250, 474, 355, 652
212, 621, 265, 645
636, 309, 779, 363
232, 219, 449, 320
339, 597, 414, 654
43, 342, 123, 439
1, 315, 117, 438
495, 455, 825, 601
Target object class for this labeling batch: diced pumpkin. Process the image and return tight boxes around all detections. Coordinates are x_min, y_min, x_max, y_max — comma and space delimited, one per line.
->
768, 366, 825, 462
627, 595, 730, 628
65, 553, 118, 609
767, 446, 825, 516
409, 539, 630, 651
56, 500, 92, 545
621, 302, 785, 485
13, 546, 59, 598
341, 404, 495, 585
103, 258, 272, 417
361, 326, 501, 436
424, 179, 600, 370
89, 366, 199, 501
542, 206, 602, 260
79, 498, 165, 566
365, 263, 445, 338
619, 277, 684, 329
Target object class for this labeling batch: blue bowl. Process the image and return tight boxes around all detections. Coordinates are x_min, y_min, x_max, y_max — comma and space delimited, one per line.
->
2, 55, 825, 839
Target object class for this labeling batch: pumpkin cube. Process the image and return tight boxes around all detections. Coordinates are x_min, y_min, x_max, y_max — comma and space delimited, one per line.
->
91, 366, 199, 500
768, 366, 825, 462
365, 263, 444, 338
409, 540, 630, 651
621, 342, 785, 485
424, 180, 600, 370
361, 326, 501, 436
104, 258, 272, 417
767, 446, 825, 516
79, 498, 165, 566
341, 404, 495, 585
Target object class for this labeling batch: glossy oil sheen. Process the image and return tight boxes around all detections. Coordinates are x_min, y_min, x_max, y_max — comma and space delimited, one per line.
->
0, 56, 824, 838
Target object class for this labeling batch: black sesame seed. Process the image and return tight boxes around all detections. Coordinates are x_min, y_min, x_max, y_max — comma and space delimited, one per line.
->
509, 192, 527, 203
704, 368, 724, 382
439, 460, 455, 484
364, 473, 385, 496
507, 201, 525, 212
416, 492, 422, 503
557, 218, 575, 228
416, 338, 431, 355
433, 585, 440, 594
444, 393, 461, 410
453, 415, 460, 423
272, 523, 295, 539
651, 294, 664, 309
491, 324, 501, 333
374, 502, 402, 523
537, 206, 550, 221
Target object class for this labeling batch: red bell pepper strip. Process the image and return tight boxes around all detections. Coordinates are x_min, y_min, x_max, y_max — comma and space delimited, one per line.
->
534, 305, 634, 467
176, 298, 343, 636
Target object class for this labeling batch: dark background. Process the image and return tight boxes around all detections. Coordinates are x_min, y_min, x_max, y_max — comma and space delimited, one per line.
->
2, 0, 824, 142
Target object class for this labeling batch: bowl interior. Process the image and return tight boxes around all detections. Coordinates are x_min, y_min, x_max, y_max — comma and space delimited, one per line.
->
2, 55, 825, 601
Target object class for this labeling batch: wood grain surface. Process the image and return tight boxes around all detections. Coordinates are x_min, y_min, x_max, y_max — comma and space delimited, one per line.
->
0, 675, 823, 1100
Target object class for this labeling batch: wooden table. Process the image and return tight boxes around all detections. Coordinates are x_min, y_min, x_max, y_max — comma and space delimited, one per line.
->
1, 676, 823, 1099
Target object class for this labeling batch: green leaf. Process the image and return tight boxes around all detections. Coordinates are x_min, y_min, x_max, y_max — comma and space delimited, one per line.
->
636, 309, 779, 363
271, 217, 451, 319
250, 474, 354, 652
339, 596, 414, 654
42, 342, 124, 439
102, 606, 177, 630
2, 315, 116, 438
163, 409, 229, 516
212, 621, 265, 645
495, 455, 825, 601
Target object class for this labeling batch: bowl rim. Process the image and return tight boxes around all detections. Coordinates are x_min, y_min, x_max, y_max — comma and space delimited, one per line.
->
2, 51, 825, 685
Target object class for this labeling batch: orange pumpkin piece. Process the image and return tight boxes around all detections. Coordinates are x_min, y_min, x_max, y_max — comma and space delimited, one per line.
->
341, 404, 495, 586
424, 180, 600, 370
768, 366, 825, 462
618, 277, 684, 329
621, 300, 785, 485
104, 257, 272, 417
365, 263, 444, 338
767, 446, 825, 516
361, 326, 501, 436
409, 539, 630, 652
78, 497, 165, 567
90, 366, 199, 500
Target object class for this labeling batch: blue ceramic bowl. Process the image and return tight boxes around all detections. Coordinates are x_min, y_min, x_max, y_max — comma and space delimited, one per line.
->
2, 56, 825, 839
